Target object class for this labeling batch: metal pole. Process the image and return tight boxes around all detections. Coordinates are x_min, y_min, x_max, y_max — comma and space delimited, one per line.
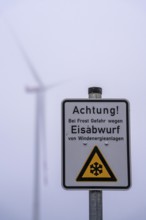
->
88, 87, 103, 220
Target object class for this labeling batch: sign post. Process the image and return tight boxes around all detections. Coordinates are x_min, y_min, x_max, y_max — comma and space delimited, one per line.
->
62, 87, 131, 219
88, 87, 103, 220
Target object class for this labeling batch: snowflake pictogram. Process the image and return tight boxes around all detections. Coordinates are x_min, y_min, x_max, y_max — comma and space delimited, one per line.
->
90, 162, 103, 176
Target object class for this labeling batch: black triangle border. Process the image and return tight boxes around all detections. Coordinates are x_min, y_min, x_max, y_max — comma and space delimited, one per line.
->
76, 146, 117, 182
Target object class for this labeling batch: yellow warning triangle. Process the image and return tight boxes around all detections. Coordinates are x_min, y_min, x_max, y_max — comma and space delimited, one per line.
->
76, 146, 117, 182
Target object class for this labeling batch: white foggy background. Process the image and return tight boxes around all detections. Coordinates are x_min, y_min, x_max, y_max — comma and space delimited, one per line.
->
0, 0, 146, 220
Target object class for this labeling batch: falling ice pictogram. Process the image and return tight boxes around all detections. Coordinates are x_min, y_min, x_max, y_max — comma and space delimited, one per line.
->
76, 146, 117, 182
90, 162, 103, 176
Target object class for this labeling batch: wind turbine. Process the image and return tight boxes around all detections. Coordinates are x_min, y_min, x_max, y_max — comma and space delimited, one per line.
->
5, 20, 62, 220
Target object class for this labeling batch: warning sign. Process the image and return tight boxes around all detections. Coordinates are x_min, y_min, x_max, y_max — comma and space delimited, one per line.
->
62, 99, 131, 189
76, 146, 117, 181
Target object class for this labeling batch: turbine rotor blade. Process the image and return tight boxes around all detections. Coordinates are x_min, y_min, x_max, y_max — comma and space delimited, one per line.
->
25, 79, 69, 93
4, 18, 44, 87
44, 79, 70, 91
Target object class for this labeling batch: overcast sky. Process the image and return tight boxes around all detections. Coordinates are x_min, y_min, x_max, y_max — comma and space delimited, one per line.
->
0, 0, 146, 220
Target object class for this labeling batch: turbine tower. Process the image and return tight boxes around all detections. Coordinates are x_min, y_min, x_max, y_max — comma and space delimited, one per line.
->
26, 84, 48, 220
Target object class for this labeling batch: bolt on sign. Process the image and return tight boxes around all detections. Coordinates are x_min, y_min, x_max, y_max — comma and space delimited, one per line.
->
62, 99, 131, 189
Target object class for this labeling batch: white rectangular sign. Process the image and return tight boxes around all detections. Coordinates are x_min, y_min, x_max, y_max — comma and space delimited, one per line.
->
62, 99, 131, 189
